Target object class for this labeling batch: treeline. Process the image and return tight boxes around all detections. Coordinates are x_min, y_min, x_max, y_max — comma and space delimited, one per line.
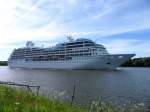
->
0, 61, 7, 66
121, 57, 150, 67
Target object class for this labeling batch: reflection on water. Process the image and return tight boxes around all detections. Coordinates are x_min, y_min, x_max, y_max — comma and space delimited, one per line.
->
0, 66, 150, 106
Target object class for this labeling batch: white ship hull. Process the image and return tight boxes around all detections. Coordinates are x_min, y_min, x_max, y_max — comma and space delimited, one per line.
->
8, 54, 135, 70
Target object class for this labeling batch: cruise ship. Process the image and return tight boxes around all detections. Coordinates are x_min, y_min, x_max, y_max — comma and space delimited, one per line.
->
8, 37, 135, 70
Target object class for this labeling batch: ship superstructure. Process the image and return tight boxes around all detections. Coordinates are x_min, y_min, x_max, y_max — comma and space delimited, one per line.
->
8, 38, 135, 69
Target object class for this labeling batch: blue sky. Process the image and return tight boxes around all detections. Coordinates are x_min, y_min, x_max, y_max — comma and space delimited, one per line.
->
0, 0, 150, 60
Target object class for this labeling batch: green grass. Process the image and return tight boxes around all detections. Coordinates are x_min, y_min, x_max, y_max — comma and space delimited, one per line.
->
0, 85, 145, 112
0, 85, 85, 112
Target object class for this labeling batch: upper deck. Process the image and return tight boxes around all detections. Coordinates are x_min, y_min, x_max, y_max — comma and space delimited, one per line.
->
9, 38, 109, 61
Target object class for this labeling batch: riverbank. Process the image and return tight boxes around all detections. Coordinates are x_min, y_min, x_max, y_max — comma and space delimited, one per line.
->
121, 57, 150, 67
0, 61, 7, 66
0, 85, 145, 112
0, 85, 86, 112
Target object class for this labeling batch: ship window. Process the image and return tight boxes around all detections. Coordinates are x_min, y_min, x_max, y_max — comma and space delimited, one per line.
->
110, 56, 114, 59
119, 56, 123, 59
107, 62, 111, 65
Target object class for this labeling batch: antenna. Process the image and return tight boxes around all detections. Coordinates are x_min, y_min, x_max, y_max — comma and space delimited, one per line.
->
94, 38, 99, 43
66, 34, 74, 42
26, 41, 34, 48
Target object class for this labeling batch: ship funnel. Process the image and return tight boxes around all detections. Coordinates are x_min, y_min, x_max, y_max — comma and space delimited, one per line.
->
26, 41, 34, 47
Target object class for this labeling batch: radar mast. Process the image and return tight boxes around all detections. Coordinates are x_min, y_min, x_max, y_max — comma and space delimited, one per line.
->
67, 35, 74, 42
26, 41, 34, 48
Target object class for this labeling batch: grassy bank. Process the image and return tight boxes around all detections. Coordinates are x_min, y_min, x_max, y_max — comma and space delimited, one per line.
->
0, 85, 145, 112
0, 85, 86, 112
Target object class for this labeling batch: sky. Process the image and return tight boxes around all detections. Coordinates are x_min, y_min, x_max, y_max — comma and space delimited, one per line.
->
0, 0, 150, 60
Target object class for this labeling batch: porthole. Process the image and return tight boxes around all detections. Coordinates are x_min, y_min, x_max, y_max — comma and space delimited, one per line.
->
107, 62, 111, 64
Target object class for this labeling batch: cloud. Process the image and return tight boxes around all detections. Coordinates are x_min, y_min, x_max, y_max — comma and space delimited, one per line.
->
1, 0, 150, 40
0, 0, 150, 60
102, 39, 150, 57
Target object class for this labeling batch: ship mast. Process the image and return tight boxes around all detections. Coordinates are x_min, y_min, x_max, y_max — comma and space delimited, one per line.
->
67, 35, 74, 42
65, 35, 74, 60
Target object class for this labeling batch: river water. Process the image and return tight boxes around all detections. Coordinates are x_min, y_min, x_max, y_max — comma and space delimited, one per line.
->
0, 66, 150, 107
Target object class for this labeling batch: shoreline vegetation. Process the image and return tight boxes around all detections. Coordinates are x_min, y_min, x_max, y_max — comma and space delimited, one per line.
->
0, 61, 7, 66
0, 85, 145, 112
121, 57, 150, 67
0, 57, 150, 67
0, 85, 85, 112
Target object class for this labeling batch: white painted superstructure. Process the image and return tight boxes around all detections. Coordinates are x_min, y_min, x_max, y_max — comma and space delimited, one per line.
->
8, 38, 135, 70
